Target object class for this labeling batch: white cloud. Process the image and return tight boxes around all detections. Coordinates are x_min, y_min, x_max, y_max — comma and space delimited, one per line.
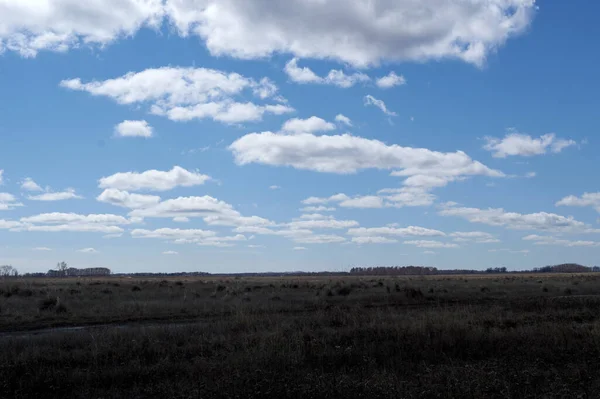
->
288, 218, 359, 230
21, 178, 43, 192
281, 116, 335, 134
269, 185, 281, 190
450, 231, 500, 244
300, 206, 336, 212
28, 188, 83, 201
293, 234, 346, 244
230, 132, 502, 179
78, 248, 99, 254
61, 67, 291, 124
293, 247, 307, 251
556, 193, 600, 213
378, 187, 437, 208
0, 219, 22, 229
173, 216, 190, 223
376, 72, 406, 89
32, 247, 52, 251
97, 189, 161, 209
423, 251, 436, 255
352, 236, 398, 244
163, 251, 179, 255
0, 0, 164, 57
334, 114, 352, 127
404, 240, 459, 248
339, 195, 383, 209
14, 212, 130, 234
0, 193, 23, 211
483, 131, 576, 158
348, 226, 446, 237
522, 235, 600, 247
0, 170, 3, 185
439, 203, 596, 233
165, 0, 536, 68
247, 244, 265, 249
284, 58, 370, 87
364, 95, 397, 116
99, 166, 210, 192
132, 228, 248, 247
114, 120, 153, 138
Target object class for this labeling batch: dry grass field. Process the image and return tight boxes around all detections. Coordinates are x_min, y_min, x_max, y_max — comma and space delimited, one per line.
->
2, 273, 600, 398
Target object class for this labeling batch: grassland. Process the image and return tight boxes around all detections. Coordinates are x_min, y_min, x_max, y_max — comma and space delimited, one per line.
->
2, 273, 600, 398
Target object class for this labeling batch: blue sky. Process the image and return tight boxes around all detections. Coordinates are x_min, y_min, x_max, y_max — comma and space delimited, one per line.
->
1, 1, 600, 274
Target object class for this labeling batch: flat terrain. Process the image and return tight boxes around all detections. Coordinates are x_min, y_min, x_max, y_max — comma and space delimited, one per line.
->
2, 273, 600, 398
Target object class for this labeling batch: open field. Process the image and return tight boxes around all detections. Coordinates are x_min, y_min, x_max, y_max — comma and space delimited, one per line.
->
2, 273, 600, 398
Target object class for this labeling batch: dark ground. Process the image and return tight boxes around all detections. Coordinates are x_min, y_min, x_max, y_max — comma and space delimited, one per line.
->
1, 274, 600, 398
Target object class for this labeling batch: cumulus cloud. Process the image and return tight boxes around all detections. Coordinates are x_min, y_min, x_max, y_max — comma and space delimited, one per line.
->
14, 212, 130, 234
293, 247, 307, 251
334, 114, 352, 127
450, 231, 500, 244
348, 226, 446, 237
376, 72, 406, 89
288, 218, 359, 230
281, 116, 335, 134
114, 120, 153, 138
97, 189, 161, 209
0, 170, 3, 185
0, 193, 23, 211
3, 1, 535, 67
166, 0, 536, 67
352, 236, 398, 244
364, 95, 397, 116
439, 203, 596, 233
60, 67, 292, 124
483, 131, 576, 158
300, 206, 336, 212
28, 188, 83, 201
132, 227, 247, 247
78, 248, 99, 254
33, 247, 52, 251
230, 132, 502, 178
284, 58, 370, 87
556, 193, 600, 213
522, 235, 600, 247
404, 240, 459, 248
21, 178, 43, 192
99, 166, 210, 192
163, 250, 179, 255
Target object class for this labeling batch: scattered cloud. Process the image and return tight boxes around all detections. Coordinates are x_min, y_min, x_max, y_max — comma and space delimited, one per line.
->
32, 247, 52, 251
284, 58, 370, 88
348, 226, 446, 237
376, 72, 406, 89
334, 114, 352, 127
97, 189, 161, 209
162, 251, 179, 255
0, 193, 23, 211
173, 216, 190, 223
483, 131, 576, 158
293, 247, 307, 251
439, 202, 596, 233
404, 240, 459, 248
21, 178, 43, 192
300, 206, 336, 212
99, 166, 210, 192
556, 193, 600, 213
28, 188, 83, 201
281, 116, 335, 134
114, 120, 153, 138
523, 235, 600, 247
364, 95, 397, 116
61, 67, 292, 124
77, 248, 99, 253
269, 185, 281, 190
351, 236, 398, 244
450, 231, 500, 244
14, 212, 131, 234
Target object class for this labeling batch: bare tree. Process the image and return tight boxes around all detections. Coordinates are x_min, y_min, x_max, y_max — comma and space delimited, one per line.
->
57, 261, 68, 276
0, 265, 18, 277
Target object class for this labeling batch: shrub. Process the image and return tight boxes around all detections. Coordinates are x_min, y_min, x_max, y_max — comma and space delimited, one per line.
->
564, 287, 573, 295
131, 286, 142, 292
337, 286, 352, 296
69, 289, 81, 295
101, 289, 112, 294
216, 285, 226, 292
404, 287, 424, 300
55, 304, 68, 314
39, 297, 58, 311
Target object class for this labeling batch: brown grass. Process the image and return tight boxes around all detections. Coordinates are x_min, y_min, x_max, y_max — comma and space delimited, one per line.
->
1, 273, 600, 398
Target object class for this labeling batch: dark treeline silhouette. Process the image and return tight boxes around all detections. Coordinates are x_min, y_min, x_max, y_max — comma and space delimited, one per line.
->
349, 264, 599, 276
